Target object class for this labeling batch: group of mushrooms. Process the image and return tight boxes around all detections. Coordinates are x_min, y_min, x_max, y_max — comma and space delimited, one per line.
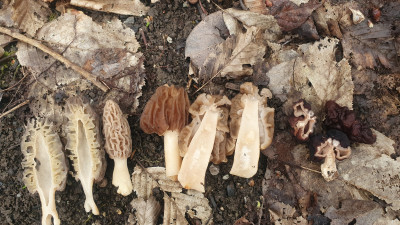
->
21, 97, 134, 224
20, 81, 376, 224
289, 99, 376, 181
140, 82, 275, 192
20, 82, 275, 224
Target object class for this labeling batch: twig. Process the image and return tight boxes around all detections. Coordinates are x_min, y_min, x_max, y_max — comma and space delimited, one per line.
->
0, 52, 16, 64
139, 28, 148, 49
0, 99, 29, 119
0, 27, 109, 92
0, 72, 29, 93
197, 0, 208, 19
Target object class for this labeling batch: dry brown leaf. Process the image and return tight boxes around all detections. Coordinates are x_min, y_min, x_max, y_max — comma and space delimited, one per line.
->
130, 197, 161, 225
0, 0, 14, 28
269, 0, 322, 31
185, 11, 229, 69
198, 26, 266, 81
338, 130, 400, 211
243, 0, 268, 14
69, 0, 149, 16
131, 166, 182, 200
292, 37, 353, 112
163, 190, 212, 225
17, 11, 145, 125
12, 0, 51, 36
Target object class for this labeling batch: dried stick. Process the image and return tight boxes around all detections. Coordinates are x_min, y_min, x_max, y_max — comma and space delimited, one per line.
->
0, 99, 29, 119
0, 27, 109, 92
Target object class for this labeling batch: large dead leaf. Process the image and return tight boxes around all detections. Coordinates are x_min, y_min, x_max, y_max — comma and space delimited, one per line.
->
131, 166, 213, 224
69, 0, 150, 16
17, 11, 145, 125
292, 37, 353, 113
130, 197, 161, 225
338, 130, 400, 211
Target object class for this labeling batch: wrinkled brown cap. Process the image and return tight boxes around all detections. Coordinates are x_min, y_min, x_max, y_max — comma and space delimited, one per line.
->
140, 85, 190, 136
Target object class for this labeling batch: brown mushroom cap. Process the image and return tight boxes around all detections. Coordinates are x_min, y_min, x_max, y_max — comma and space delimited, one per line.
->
140, 85, 190, 135
311, 136, 351, 161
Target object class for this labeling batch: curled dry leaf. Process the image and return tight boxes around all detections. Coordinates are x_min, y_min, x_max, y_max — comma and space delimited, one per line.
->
19, 11, 145, 126
269, 0, 322, 31
130, 197, 161, 225
243, 0, 268, 14
70, 0, 149, 16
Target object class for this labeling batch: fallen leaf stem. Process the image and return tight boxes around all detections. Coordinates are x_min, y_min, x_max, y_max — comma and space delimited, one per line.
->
0, 99, 29, 119
0, 27, 109, 92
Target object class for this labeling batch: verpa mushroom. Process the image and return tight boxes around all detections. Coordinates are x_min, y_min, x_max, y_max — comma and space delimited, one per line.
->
21, 118, 68, 225
230, 82, 274, 178
178, 94, 231, 192
140, 85, 190, 181
103, 100, 133, 196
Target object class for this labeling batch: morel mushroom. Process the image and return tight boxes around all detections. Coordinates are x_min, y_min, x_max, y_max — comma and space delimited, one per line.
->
65, 97, 106, 215
289, 99, 316, 141
21, 118, 68, 225
309, 133, 351, 181
103, 100, 133, 196
324, 100, 376, 144
140, 85, 190, 181
179, 96, 234, 164
229, 82, 274, 178
178, 94, 231, 192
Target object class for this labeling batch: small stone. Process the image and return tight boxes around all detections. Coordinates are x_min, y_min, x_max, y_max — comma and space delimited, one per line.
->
222, 174, 229, 180
16, 193, 21, 198
183, 1, 189, 7
227, 183, 236, 197
102, 212, 106, 217
166, 36, 173, 43
116, 209, 122, 215
209, 164, 220, 176
220, 206, 224, 211
248, 179, 255, 187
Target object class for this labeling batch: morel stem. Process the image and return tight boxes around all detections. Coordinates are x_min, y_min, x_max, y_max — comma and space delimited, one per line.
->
112, 157, 133, 196
321, 148, 338, 182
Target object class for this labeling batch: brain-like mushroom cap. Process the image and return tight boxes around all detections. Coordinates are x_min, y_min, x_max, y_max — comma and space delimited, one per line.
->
103, 100, 132, 159
289, 99, 316, 141
140, 85, 190, 136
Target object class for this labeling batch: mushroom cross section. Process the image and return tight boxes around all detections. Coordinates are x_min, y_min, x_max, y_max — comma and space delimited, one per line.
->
178, 94, 231, 192
230, 82, 275, 178
140, 85, 190, 181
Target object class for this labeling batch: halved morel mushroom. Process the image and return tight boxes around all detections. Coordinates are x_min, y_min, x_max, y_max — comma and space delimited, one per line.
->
65, 97, 106, 215
140, 85, 190, 181
178, 94, 231, 192
103, 100, 133, 196
309, 132, 351, 182
179, 95, 234, 164
289, 99, 316, 141
229, 82, 274, 178
21, 118, 68, 225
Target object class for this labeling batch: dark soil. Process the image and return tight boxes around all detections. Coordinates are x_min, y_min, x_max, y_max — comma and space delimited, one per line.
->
0, 0, 399, 225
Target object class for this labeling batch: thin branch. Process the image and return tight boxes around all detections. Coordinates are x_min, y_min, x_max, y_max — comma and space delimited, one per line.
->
0, 99, 29, 119
0, 72, 29, 93
0, 26, 109, 92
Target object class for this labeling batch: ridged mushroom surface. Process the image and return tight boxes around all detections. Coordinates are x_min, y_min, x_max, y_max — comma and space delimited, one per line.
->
21, 118, 68, 225
65, 97, 106, 215
103, 99, 133, 196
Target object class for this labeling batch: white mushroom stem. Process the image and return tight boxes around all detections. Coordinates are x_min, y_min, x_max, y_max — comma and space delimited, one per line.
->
230, 96, 260, 178
178, 106, 219, 192
112, 157, 133, 196
164, 130, 182, 181
320, 146, 338, 182
38, 188, 60, 225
